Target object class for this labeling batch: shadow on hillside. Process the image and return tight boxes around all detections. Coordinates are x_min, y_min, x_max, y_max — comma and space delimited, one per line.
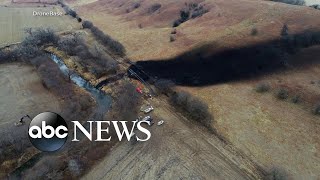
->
130, 30, 320, 86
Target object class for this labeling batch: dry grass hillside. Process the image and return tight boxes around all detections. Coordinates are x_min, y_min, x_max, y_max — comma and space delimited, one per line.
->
68, 0, 320, 60
179, 47, 320, 178
53, 0, 320, 178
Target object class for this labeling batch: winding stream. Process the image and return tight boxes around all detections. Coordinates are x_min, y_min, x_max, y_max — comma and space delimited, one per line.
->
9, 54, 113, 178
49, 53, 112, 117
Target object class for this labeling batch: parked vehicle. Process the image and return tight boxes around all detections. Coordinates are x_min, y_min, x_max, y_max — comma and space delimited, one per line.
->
140, 104, 154, 113
157, 120, 164, 126
143, 106, 154, 113
136, 87, 143, 94
142, 116, 152, 122
141, 116, 154, 126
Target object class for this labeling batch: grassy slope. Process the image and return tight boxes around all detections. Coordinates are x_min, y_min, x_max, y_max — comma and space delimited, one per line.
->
68, 0, 320, 178
69, 0, 320, 60
180, 51, 320, 178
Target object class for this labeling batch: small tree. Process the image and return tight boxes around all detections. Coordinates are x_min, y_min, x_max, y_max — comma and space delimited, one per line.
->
114, 82, 142, 120
170, 91, 213, 128
291, 95, 301, 104
172, 3, 208, 27
173, 19, 182, 27
0, 50, 11, 62
255, 82, 271, 93
133, 2, 140, 9
82, 20, 93, 29
180, 10, 190, 22
251, 27, 258, 36
90, 26, 126, 56
58, 34, 84, 55
22, 28, 59, 47
169, 35, 176, 42
313, 104, 320, 115
68, 9, 77, 18
265, 168, 288, 180
148, 3, 161, 14
281, 24, 289, 37
276, 88, 289, 100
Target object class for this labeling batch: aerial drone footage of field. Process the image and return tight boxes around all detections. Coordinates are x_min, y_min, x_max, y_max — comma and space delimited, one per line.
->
0, 0, 320, 179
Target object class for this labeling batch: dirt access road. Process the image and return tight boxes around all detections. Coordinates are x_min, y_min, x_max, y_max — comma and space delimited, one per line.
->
83, 98, 263, 179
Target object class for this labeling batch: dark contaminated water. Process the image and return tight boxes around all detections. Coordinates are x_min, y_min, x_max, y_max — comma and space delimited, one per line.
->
49, 53, 112, 116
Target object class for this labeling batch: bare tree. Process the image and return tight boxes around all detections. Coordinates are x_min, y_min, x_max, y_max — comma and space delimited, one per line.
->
82, 20, 93, 29
170, 91, 213, 128
114, 82, 142, 120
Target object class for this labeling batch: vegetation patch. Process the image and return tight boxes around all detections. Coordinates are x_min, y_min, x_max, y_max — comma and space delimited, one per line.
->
170, 91, 213, 129
169, 35, 176, 42
313, 103, 320, 115
126, 2, 141, 13
57, 33, 119, 78
291, 94, 301, 104
276, 88, 289, 100
281, 24, 289, 37
251, 27, 258, 36
112, 82, 142, 120
82, 20, 93, 29
58, 0, 78, 18
255, 82, 271, 93
271, 0, 306, 6
153, 78, 214, 130
82, 21, 126, 56
0, 27, 59, 62
0, 49, 16, 63
173, 2, 209, 27
265, 168, 288, 180
148, 3, 161, 14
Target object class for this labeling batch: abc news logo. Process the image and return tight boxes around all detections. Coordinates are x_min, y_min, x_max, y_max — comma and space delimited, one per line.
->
28, 112, 151, 152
